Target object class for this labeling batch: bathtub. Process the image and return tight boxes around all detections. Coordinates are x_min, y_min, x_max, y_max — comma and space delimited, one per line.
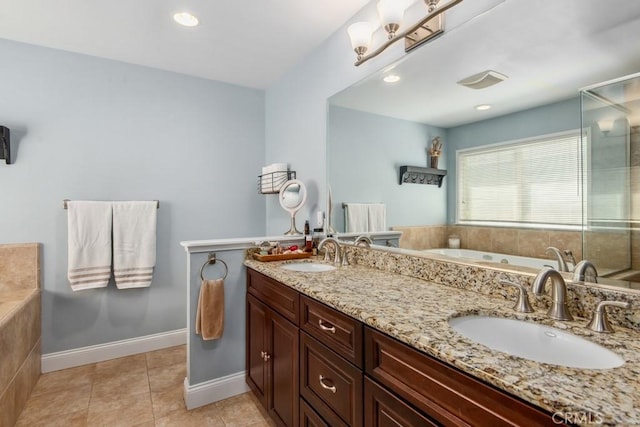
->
424, 248, 558, 270
0, 243, 41, 427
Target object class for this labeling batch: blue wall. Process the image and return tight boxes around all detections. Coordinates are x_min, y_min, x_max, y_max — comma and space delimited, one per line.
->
328, 106, 448, 229
0, 38, 266, 354
446, 97, 581, 224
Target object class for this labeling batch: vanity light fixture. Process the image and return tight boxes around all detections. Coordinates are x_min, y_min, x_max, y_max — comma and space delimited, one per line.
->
597, 119, 614, 135
475, 104, 492, 111
348, 0, 463, 66
173, 12, 199, 27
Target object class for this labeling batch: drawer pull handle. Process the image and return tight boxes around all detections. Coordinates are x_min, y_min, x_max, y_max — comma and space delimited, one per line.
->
318, 375, 337, 393
318, 319, 336, 334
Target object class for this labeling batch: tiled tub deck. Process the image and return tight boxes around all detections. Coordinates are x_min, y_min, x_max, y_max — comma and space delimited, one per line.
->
0, 243, 42, 427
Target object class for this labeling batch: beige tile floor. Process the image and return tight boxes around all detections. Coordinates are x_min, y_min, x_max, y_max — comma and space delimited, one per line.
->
15, 345, 275, 427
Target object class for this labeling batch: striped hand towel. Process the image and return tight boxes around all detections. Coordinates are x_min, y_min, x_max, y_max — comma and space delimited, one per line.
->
67, 201, 113, 291
112, 201, 157, 289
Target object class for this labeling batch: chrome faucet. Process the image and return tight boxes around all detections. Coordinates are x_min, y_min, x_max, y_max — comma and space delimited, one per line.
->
354, 235, 373, 247
572, 260, 598, 283
532, 267, 573, 321
563, 249, 577, 267
318, 237, 342, 265
545, 247, 570, 272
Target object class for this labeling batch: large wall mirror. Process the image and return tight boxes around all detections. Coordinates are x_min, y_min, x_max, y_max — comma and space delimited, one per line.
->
327, 0, 640, 291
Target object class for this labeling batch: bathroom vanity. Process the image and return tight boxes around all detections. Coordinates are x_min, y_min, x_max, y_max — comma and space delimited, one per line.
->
244, 248, 640, 427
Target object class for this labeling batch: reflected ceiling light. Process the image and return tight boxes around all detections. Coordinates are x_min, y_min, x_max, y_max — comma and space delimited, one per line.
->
383, 74, 401, 83
348, 0, 463, 66
458, 70, 508, 89
173, 12, 199, 27
475, 104, 492, 111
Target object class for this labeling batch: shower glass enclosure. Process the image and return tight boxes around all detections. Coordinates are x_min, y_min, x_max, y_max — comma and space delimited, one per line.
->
581, 72, 640, 281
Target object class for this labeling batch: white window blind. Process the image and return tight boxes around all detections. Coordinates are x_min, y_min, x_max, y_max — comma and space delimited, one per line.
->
457, 131, 583, 229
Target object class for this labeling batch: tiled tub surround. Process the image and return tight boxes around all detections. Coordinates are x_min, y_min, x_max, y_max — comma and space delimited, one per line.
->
393, 224, 584, 261
0, 243, 42, 427
245, 247, 640, 426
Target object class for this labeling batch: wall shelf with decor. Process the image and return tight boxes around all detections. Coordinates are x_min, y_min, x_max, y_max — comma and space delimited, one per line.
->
399, 166, 446, 187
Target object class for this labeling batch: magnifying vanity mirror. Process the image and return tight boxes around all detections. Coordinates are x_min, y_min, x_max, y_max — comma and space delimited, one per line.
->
279, 179, 307, 235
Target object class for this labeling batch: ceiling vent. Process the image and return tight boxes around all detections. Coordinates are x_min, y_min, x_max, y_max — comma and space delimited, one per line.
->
457, 70, 508, 90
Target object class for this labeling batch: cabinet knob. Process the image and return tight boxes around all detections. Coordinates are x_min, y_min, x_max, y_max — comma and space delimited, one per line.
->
263, 352, 271, 362
318, 319, 336, 334
318, 375, 337, 393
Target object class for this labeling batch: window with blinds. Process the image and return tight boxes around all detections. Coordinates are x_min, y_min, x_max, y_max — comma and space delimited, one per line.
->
456, 131, 583, 229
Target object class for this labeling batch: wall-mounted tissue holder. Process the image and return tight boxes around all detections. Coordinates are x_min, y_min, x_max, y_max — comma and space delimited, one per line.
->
0, 126, 10, 165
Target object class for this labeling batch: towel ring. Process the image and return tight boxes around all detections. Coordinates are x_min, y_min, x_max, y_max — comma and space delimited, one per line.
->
199, 254, 228, 281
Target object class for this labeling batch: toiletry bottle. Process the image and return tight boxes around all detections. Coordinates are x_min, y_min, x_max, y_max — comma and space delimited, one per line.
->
312, 228, 322, 255
304, 220, 313, 252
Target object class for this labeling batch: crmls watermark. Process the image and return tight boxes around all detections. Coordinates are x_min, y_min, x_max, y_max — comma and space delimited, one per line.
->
552, 411, 604, 425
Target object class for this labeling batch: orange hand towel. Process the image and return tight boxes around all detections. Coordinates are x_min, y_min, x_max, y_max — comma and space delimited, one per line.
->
195, 278, 224, 340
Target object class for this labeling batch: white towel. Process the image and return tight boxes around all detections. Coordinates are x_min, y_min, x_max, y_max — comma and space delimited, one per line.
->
112, 201, 157, 289
345, 203, 369, 233
67, 201, 112, 291
367, 204, 387, 232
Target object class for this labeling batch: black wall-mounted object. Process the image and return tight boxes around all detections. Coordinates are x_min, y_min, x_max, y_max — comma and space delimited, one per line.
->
399, 165, 447, 187
0, 126, 10, 165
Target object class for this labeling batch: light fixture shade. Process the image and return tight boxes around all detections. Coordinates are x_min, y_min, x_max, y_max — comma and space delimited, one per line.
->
598, 119, 614, 134
377, 0, 405, 29
347, 22, 374, 51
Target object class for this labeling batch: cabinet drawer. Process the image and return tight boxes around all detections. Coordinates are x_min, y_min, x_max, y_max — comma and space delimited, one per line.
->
300, 398, 330, 427
247, 268, 299, 324
300, 332, 363, 427
365, 327, 559, 427
300, 295, 363, 368
364, 377, 438, 427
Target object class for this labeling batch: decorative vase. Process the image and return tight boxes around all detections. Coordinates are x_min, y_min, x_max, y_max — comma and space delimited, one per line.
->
430, 156, 439, 169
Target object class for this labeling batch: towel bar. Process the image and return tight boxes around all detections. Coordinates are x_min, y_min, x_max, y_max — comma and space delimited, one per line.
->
200, 253, 228, 281
63, 199, 159, 209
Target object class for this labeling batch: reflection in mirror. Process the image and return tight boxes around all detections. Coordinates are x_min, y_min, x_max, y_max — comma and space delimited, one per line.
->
279, 179, 307, 235
326, 0, 640, 291
582, 73, 640, 288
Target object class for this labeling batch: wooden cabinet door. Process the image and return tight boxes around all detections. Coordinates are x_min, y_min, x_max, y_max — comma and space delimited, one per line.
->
246, 294, 268, 408
268, 309, 299, 427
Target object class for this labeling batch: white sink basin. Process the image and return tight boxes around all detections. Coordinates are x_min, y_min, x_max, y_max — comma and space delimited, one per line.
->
448, 315, 624, 369
280, 263, 336, 272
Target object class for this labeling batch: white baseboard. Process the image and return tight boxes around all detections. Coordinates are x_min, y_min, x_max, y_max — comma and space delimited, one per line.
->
41, 329, 187, 373
183, 371, 250, 410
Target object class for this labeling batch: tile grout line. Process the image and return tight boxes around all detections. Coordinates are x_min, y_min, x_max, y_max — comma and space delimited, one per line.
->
144, 352, 157, 426
85, 362, 97, 424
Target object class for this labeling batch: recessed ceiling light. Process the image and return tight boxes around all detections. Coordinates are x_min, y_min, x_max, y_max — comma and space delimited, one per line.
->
173, 12, 199, 27
383, 74, 401, 83
475, 104, 492, 111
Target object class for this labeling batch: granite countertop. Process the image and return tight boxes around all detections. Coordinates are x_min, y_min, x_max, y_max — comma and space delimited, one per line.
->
244, 257, 640, 426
